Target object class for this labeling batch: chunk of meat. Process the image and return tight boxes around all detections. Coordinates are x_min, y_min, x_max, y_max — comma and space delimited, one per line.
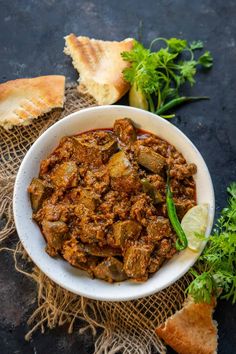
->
156, 238, 177, 259
51, 161, 78, 188
113, 118, 137, 145
62, 238, 87, 266
73, 131, 118, 166
147, 217, 172, 243
134, 136, 169, 158
136, 145, 166, 173
130, 194, 156, 226
156, 238, 172, 258
28, 178, 53, 212
64, 187, 100, 209
148, 238, 175, 273
108, 151, 141, 193
108, 150, 133, 177
174, 198, 196, 220
34, 202, 70, 223
124, 244, 153, 279
112, 220, 142, 247
77, 189, 100, 211
148, 256, 164, 273
42, 220, 68, 256
73, 204, 90, 221
93, 257, 127, 282
169, 163, 197, 180
63, 239, 100, 275
79, 219, 106, 244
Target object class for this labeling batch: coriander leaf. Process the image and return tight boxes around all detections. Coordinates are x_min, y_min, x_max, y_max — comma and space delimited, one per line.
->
122, 47, 161, 96
155, 48, 178, 65
188, 182, 236, 304
227, 182, 236, 198
166, 38, 187, 53
121, 40, 148, 63
179, 60, 197, 85
190, 40, 204, 50
122, 67, 135, 85
198, 51, 213, 68
187, 271, 217, 304
121, 36, 213, 115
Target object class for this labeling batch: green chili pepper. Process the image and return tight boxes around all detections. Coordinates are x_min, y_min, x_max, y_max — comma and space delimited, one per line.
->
161, 114, 176, 119
166, 174, 188, 251
156, 96, 209, 116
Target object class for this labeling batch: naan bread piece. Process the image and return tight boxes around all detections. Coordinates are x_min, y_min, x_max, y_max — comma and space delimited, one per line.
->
0, 75, 65, 129
64, 34, 134, 105
156, 297, 218, 354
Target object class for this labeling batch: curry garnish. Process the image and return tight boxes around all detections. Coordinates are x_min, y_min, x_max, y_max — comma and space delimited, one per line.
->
166, 172, 188, 251
188, 182, 236, 304
121, 37, 213, 116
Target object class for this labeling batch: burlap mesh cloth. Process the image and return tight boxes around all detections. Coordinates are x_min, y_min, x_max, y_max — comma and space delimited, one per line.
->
0, 85, 193, 354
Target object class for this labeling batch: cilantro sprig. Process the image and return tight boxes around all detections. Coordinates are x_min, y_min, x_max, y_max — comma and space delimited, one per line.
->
187, 182, 236, 304
121, 37, 213, 117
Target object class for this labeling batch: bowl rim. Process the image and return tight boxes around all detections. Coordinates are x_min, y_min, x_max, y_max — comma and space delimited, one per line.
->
13, 105, 215, 301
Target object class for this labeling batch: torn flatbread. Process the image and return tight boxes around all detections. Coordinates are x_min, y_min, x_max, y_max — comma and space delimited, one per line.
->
156, 297, 218, 354
64, 34, 134, 105
0, 75, 65, 129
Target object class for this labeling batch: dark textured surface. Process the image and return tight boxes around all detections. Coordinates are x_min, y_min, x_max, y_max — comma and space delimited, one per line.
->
0, 0, 236, 353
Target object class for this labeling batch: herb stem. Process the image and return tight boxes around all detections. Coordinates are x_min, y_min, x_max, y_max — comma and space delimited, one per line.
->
147, 95, 155, 113
157, 88, 161, 109
183, 47, 194, 61
149, 37, 167, 50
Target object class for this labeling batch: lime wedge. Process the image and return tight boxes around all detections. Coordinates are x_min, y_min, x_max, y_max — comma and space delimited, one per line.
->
129, 84, 149, 110
181, 204, 209, 252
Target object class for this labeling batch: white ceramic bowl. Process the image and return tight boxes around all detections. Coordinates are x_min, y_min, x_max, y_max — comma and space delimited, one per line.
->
13, 106, 215, 301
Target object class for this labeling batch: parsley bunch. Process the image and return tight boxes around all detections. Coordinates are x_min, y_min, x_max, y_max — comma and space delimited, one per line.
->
121, 38, 213, 117
187, 182, 236, 304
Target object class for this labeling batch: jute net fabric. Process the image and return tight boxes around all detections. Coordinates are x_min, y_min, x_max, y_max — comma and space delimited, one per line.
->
0, 85, 192, 354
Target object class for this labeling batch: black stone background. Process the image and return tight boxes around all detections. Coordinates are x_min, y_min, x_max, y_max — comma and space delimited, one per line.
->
0, 0, 236, 353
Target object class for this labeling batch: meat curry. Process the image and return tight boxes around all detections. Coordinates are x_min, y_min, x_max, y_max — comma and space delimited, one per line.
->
28, 118, 197, 282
